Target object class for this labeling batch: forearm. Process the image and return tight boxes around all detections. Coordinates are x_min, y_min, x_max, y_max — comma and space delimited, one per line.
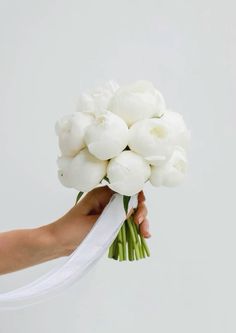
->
0, 214, 95, 275
0, 225, 67, 275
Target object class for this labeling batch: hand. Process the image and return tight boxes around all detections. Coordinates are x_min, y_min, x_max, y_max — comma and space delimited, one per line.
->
0, 186, 150, 274
52, 186, 150, 255
73, 186, 150, 237
133, 190, 151, 238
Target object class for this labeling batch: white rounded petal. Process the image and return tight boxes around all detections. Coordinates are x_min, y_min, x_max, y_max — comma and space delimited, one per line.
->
128, 118, 174, 165
150, 147, 188, 187
67, 148, 107, 192
153, 89, 166, 117
107, 151, 151, 196
77, 81, 119, 114
77, 93, 94, 113
162, 110, 191, 149
55, 113, 93, 157
108, 80, 166, 126
85, 111, 129, 160
57, 156, 74, 188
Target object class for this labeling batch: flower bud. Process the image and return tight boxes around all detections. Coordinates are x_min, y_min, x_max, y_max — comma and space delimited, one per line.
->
107, 151, 151, 196
128, 118, 174, 166
55, 113, 93, 157
77, 81, 119, 114
68, 149, 108, 191
108, 80, 166, 126
150, 147, 188, 187
57, 156, 74, 188
162, 110, 190, 149
85, 111, 129, 160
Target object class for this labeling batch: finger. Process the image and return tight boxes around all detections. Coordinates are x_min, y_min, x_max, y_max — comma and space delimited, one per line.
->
127, 192, 145, 219
127, 207, 135, 219
134, 202, 148, 225
78, 186, 114, 215
139, 218, 151, 238
91, 186, 114, 211
138, 191, 146, 203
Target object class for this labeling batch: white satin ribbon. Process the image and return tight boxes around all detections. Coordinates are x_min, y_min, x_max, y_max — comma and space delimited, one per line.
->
0, 193, 137, 310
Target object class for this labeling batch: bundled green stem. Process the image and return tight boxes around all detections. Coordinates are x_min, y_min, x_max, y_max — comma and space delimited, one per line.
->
108, 196, 150, 261
108, 216, 150, 261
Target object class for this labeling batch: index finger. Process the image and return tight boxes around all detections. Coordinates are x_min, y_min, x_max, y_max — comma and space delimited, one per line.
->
138, 191, 146, 203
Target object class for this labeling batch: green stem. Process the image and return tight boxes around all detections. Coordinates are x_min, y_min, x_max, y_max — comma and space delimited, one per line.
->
140, 245, 145, 258
126, 220, 134, 261
133, 221, 145, 259
127, 217, 141, 260
112, 238, 119, 260
107, 194, 151, 261
121, 224, 127, 260
141, 236, 150, 257
117, 229, 124, 261
108, 241, 115, 258
131, 218, 144, 259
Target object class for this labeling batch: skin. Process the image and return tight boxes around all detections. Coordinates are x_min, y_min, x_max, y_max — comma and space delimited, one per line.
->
0, 186, 150, 275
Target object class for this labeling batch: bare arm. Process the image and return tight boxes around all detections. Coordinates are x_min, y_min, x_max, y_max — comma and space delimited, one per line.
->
0, 187, 149, 275
0, 207, 98, 275
0, 227, 65, 274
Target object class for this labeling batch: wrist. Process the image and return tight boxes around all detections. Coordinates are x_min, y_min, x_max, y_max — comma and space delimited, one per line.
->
36, 223, 71, 260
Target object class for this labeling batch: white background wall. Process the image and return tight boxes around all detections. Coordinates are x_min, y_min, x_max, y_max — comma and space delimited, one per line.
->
0, 0, 235, 332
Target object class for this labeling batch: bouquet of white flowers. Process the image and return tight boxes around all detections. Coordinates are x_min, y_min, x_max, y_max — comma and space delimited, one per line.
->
56, 80, 190, 261
0, 80, 190, 309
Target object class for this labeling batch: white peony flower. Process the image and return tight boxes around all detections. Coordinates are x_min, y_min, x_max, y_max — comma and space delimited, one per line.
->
150, 147, 188, 187
128, 117, 174, 166
77, 81, 119, 114
162, 110, 190, 149
107, 151, 151, 196
108, 80, 166, 126
84, 111, 129, 160
55, 112, 93, 157
57, 156, 74, 188
57, 149, 107, 191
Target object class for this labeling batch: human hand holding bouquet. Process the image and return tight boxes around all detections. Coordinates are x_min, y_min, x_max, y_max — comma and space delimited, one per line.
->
53, 186, 149, 256
56, 80, 190, 261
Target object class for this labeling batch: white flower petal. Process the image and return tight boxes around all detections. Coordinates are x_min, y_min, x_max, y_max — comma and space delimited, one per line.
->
150, 147, 188, 187
67, 148, 108, 192
85, 111, 129, 160
128, 118, 174, 165
108, 80, 166, 126
162, 110, 191, 149
77, 81, 119, 114
57, 156, 74, 188
107, 151, 151, 196
55, 113, 93, 157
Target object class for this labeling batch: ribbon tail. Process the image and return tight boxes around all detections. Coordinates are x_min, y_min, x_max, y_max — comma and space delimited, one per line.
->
0, 193, 138, 310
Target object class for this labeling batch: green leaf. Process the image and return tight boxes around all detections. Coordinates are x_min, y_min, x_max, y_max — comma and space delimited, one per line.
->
154, 112, 164, 119
123, 195, 131, 214
103, 176, 110, 183
75, 191, 84, 205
